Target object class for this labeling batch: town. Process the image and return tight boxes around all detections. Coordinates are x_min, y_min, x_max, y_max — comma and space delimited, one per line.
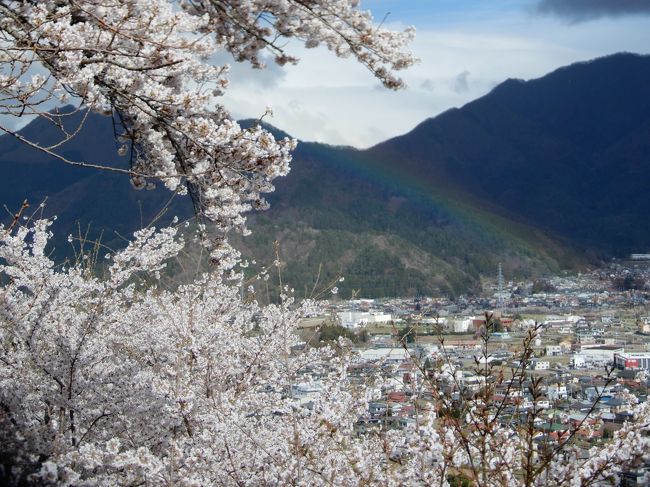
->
295, 260, 650, 485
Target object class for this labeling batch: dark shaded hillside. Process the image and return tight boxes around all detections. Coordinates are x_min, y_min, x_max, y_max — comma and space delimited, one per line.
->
232, 138, 576, 298
0, 109, 572, 297
367, 53, 650, 254
0, 109, 192, 255
7, 53, 648, 296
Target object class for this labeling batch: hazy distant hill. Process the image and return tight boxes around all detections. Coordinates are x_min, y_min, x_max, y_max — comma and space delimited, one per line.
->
3, 53, 649, 297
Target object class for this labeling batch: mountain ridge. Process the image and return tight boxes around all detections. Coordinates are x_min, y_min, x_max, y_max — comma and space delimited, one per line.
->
362, 52, 650, 254
2, 52, 649, 296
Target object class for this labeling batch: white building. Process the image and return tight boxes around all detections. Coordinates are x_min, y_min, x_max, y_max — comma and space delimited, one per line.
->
571, 355, 586, 368
450, 318, 473, 333
546, 383, 568, 401
359, 348, 410, 364
579, 345, 623, 364
545, 345, 563, 356
338, 311, 391, 328
531, 359, 550, 370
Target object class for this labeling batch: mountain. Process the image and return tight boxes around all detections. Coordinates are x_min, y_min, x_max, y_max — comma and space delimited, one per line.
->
0, 107, 193, 255
366, 52, 650, 255
230, 137, 575, 298
2, 53, 649, 297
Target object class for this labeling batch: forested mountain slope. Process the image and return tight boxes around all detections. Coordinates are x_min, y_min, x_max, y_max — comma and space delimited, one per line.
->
4, 53, 648, 297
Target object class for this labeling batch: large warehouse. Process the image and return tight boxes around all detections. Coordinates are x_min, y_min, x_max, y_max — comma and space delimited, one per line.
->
614, 352, 650, 371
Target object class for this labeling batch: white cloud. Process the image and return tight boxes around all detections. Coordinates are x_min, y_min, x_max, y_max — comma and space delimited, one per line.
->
453, 70, 471, 94
420, 79, 435, 92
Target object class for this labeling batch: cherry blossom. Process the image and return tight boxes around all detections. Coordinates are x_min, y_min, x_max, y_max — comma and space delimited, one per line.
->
1, 2, 648, 485
0, 0, 416, 259
1, 220, 648, 485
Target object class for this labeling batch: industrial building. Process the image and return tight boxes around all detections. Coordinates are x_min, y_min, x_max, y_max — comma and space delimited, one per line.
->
614, 352, 650, 371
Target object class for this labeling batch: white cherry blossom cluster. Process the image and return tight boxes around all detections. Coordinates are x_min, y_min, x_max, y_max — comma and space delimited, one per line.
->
2, 220, 650, 485
0, 0, 416, 260
0, 220, 391, 484
3, 2, 649, 485
180, 0, 417, 88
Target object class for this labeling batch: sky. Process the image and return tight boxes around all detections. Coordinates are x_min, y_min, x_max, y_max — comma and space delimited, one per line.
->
222, 0, 650, 148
